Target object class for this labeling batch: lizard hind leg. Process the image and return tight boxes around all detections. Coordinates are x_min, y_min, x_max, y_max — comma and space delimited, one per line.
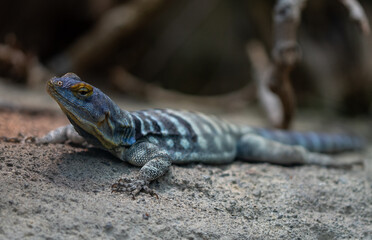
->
236, 134, 358, 166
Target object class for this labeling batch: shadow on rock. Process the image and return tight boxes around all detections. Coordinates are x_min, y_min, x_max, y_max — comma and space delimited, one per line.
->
43, 147, 135, 192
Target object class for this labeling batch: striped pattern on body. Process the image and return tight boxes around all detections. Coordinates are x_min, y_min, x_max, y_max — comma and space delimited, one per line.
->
130, 109, 241, 139
129, 109, 239, 164
129, 109, 364, 156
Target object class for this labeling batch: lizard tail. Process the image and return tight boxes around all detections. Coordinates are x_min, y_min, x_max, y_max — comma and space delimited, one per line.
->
252, 128, 365, 153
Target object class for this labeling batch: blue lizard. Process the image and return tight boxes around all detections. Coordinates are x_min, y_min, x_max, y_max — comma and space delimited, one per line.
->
38, 73, 365, 197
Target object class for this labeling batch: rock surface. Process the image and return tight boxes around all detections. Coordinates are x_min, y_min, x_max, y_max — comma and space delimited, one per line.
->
0, 103, 371, 239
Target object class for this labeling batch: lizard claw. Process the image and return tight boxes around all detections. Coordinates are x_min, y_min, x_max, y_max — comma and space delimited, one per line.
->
0, 136, 21, 143
23, 136, 37, 144
0, 134, 34, 144
111, 178, 158, 199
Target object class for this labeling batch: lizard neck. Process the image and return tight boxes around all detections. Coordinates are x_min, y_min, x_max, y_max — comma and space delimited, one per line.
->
65, 99, 136, 150
109, 108, 136, 147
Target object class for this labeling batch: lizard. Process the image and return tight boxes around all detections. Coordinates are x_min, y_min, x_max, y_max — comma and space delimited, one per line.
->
37, 73, 365, 197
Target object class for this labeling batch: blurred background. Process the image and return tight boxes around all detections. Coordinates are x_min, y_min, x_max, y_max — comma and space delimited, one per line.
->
0, 0, 371, 129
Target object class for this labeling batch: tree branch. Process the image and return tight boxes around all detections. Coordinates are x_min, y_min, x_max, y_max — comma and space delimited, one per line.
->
49, 0, 165, 74
340, 0, 370, 35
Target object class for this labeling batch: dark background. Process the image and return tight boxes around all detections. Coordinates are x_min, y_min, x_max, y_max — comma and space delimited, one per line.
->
0, 0, 371, 116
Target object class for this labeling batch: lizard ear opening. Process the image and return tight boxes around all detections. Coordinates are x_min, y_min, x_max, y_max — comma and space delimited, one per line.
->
97, 111, 111, 127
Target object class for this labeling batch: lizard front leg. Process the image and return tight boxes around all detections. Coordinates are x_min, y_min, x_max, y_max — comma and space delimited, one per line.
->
36, 124, 85, 144
112, 141, 172, 198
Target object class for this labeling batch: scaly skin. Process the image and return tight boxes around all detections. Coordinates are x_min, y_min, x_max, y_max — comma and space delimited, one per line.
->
39, 73, 365, 198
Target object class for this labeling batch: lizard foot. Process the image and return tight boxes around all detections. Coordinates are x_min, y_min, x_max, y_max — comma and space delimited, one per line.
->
0, 134, 35, 144
0, 136, 22, 143
111, 177, 158, 199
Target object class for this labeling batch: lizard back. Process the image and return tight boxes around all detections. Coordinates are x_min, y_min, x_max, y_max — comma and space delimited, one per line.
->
130, 109, 242, 164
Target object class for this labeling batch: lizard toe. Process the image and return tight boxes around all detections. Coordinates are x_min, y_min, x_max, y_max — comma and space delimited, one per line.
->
111, 178, 157, 199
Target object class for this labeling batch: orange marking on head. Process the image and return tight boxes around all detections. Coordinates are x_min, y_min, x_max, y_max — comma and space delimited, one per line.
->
70, 83, 93, 97
70, 83, 93, 91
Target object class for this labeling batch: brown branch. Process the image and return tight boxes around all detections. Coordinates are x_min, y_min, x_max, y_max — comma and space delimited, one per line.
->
246, 1, 306, 129
246, 41, 283, 128
49, 0, 166, 74
262, 0, 307, 129
340, 0, 370, 35
272, 0, 306, 66
266, 0, 369, 128
110, 66, 255, 111
0, 42, 52, 87
269, 63, 296, 129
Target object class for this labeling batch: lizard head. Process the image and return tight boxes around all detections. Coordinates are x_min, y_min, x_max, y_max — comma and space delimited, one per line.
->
47, 73, 135, 149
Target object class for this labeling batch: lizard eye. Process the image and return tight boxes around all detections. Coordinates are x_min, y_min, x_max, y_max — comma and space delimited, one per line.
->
78, 87, 90, 96
71, 83, 93, 98
57, 81, 63, 86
